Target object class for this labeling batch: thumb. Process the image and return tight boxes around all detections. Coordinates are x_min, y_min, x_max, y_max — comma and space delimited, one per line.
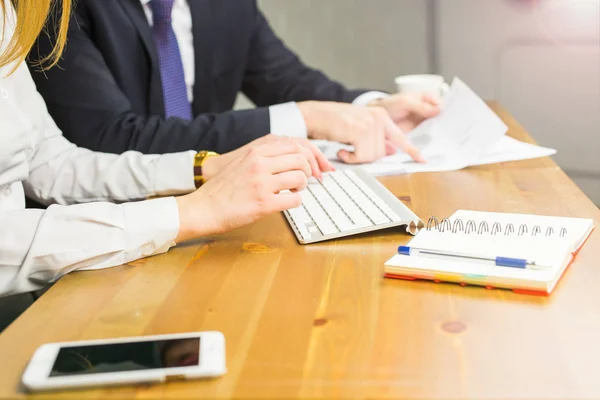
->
404, 95, 440, 118
337, 149, 360, 165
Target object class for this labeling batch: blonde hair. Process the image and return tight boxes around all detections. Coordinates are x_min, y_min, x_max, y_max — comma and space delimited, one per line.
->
0, 0, 72, 71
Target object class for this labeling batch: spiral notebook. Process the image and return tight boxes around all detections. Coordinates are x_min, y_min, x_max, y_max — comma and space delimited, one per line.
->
384, 210, 594, 295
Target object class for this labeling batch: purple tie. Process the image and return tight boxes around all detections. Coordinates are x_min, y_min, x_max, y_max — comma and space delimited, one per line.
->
151, 0, 192, 120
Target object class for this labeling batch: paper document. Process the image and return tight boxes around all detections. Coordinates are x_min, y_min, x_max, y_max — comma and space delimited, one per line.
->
468, 136, 556, 167
314, 77, 556, 176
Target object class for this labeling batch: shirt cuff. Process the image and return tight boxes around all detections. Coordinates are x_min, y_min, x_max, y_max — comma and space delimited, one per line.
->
123, 197, 181, 261
352, 91, 390, 107
153, 151, 197, 196
269, 102, 308, 139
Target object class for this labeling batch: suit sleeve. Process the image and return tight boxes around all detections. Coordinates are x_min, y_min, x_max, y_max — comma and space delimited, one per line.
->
28, 6, 270, 155
241, 5, 368, 107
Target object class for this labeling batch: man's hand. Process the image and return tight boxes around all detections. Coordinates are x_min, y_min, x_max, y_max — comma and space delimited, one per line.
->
297, 93, 441, 164
202, 134, 334, 181
297, 101, 424, 164
370, 92, 441, 134
175, 140, 316, 242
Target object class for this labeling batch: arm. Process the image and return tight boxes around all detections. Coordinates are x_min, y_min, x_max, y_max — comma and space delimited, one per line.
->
0, 78, 197, 296
24, 109, 196, 205
0, 79, 332, 297
28, 5, 270, 155
1, 127, 324, 298
241, 5, 368, 106
0, 114, 330, 297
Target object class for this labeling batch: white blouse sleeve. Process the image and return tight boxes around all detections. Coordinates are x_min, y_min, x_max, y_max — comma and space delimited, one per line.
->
0, 110, 196, 296
24, 107, 197, 205
0, 197, 182, 296
0, 59, 198, 296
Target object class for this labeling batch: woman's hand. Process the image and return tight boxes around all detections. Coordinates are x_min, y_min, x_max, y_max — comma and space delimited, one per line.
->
201, 134, 334, 181
175, 140, 320, 242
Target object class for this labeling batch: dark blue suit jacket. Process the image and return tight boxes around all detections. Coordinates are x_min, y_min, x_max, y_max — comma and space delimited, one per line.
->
29, 0, 367, 154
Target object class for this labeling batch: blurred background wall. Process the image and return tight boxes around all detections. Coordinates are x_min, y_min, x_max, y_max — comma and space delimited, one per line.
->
236, 0, 600, 204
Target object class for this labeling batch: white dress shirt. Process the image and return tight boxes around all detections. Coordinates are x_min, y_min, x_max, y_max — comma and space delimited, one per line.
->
0, 3, 196, 297
139, 0, 388, 139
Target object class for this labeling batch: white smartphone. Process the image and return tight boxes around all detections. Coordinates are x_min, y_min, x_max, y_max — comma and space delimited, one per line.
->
22, 331, 226, 392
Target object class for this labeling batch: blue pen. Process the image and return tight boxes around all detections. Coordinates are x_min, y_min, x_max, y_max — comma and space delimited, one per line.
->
398, 246, 551, 270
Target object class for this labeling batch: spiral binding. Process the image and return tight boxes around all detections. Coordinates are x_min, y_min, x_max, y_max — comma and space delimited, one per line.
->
426, 216, 568, 237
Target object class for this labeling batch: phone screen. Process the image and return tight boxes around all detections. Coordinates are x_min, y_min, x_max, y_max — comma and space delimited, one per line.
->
49, 338, 200, 377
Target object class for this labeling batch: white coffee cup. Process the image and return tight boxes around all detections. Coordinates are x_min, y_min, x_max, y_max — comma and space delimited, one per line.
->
395, 74, 449, 96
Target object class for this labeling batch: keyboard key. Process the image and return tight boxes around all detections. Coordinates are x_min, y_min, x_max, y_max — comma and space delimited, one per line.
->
288, 205, 311, 225
287, 206, 311, 240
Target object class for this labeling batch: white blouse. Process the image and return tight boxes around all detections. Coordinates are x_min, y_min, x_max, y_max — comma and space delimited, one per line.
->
0, 4, 196, 297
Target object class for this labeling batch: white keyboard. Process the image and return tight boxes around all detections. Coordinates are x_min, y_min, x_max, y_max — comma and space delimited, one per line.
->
283, 168, 422, 244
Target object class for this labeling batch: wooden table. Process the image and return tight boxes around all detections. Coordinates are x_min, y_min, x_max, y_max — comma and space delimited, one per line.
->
1, 104, 599, 399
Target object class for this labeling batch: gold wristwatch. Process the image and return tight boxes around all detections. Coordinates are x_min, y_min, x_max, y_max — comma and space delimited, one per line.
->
193, 150, 219, 188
